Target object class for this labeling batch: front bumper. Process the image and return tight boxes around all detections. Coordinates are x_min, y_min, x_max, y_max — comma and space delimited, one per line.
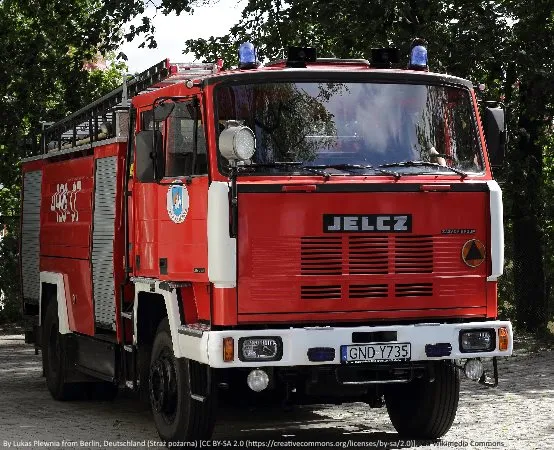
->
178, 320, 512, 368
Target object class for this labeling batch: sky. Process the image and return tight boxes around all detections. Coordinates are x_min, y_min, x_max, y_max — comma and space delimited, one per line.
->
118, 0, 246, 73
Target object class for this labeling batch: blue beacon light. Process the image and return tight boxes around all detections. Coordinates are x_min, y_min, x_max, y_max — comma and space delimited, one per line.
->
409, 39, 428, 70
238, 42, 257, 69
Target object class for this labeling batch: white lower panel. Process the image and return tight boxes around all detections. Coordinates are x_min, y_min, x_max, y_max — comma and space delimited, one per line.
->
178, 320, 513, 368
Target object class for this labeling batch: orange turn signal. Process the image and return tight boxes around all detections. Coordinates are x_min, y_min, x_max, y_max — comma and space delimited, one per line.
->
223, 337, 234, 362
498, 327, 509, 351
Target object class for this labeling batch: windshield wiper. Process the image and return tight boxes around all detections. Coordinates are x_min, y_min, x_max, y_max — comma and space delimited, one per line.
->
237, 161, 332, 178
307, 163, 400, 178
237, 161, 303, 169
300, 165, 332, 179
379, 161, 468, 179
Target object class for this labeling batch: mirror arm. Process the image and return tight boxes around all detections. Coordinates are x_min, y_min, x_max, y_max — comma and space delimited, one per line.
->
229, 160, 238, 238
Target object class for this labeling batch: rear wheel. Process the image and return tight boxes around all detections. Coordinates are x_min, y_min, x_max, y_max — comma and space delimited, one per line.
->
385, 361, 460, 439
42, 301, 79, 400
150, 318, 216, 445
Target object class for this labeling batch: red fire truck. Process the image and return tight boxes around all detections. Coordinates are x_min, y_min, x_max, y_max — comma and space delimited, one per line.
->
20, 42, 512, 444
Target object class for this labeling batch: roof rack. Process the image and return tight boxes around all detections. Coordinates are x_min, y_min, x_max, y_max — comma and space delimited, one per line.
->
264, 58, 370, 68
40, 59, 218, 154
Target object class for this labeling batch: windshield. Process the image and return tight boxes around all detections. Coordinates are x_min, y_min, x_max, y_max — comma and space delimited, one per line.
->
215, 81, 484, 176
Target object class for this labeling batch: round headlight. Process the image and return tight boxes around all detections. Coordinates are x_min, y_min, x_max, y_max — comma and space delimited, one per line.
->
219, 125, 256, 161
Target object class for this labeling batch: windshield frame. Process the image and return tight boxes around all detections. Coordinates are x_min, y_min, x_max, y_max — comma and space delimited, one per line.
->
211, 71, 486, 179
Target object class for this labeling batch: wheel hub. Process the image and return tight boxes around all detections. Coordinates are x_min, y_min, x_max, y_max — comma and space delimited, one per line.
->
149, 349, 177, 416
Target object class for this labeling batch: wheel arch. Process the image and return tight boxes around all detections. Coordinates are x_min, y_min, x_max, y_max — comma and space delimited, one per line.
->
133, 280, 182, 357
39, 272, 70, 334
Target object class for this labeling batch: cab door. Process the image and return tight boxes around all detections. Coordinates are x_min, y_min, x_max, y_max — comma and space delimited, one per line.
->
133, 96, 209, 282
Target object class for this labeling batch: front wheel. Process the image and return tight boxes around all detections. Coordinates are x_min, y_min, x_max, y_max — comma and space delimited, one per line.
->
42, 301, 79, 400
385, 361, 460, 439
150, 318, 216, 445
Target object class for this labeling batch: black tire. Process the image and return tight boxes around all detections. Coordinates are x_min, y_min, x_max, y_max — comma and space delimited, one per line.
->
138, 342, 153, 406
42, 300, 79, 400
150, 318, 216, 445
385, 361, 460, 439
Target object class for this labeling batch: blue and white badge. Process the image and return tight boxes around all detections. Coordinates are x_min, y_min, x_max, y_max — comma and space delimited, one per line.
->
166, 184, 189, 223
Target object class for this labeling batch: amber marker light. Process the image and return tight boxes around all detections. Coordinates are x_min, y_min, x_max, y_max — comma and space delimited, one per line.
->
498, 327, 509, 351
223, 337, 235, 362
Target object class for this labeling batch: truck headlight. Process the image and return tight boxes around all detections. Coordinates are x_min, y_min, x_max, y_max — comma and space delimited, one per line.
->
219, 124, 256, 161
238, 336, 283, 362
459, 329, 495, 353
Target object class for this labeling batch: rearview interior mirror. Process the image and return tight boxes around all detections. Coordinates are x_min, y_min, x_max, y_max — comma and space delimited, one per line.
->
135, 130, 164, 182
483, 104, 507, 167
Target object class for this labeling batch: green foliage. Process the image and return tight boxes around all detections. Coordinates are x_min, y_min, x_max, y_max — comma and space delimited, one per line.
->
0, 221, 20, 324
0, 1, 126, 323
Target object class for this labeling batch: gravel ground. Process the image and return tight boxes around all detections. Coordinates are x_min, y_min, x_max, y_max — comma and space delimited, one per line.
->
0, 334, 552, 450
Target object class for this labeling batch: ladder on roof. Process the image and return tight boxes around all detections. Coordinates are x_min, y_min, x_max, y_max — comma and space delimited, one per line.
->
41, 60, 218, 153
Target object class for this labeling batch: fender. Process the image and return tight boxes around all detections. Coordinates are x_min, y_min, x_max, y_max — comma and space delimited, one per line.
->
39, 272, 71, 334
133, 278, 186, 358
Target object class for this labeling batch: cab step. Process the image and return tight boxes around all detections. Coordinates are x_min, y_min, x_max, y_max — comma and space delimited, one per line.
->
178, 323, 211, 338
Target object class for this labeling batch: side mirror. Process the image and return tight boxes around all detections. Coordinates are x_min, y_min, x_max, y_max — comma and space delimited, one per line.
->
135, 130, 164, 182
483, 103, 507, 167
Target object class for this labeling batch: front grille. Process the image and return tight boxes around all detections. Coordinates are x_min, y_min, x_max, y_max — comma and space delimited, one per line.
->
349, 284, 389, 298
395, 283, 433, 297
300, 235, 436, 276
394, 235, 433, 273
348, 236, 389, 274
301, 237, 342, 275
301, 285, 342, 300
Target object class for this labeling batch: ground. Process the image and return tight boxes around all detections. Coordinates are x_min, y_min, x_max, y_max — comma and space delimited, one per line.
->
0, 334, 553, 450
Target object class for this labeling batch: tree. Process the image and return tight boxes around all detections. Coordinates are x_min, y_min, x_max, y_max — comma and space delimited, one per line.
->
182, 0, 554, 333
503, 0, 554, 332
0, 0, 126, 322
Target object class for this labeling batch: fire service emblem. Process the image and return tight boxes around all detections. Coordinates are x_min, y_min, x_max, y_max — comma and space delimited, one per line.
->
166, 184, 189, 224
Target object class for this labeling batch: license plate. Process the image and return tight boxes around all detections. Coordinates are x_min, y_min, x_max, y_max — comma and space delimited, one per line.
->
341, 343, 411, 363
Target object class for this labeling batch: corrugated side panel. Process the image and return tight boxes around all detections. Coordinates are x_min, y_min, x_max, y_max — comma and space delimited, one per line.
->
21, 171, 42, 303
92, 156, 117, 328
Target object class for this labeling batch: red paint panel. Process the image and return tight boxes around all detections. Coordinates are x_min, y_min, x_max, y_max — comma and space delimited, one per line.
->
94, 142, 120, 159
193, 283, 211, 322
486, 281, 498, 319
181, 285, 198, 323
22, 160, 44, 172
133, 183, 159, 277
212, 287, 237, 325
41, 156, 94, 259
180, 283, 212, 323
133, 176, 209, 281
238, 191, 488, 320
238, 307, 488, 324
40, 256, 94, 335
